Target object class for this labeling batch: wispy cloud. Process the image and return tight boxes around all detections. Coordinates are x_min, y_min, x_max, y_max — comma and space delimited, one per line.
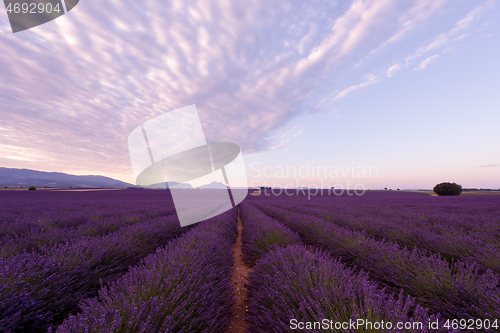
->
0, 144, 45, 162
405, 0, 492, 65
333, 74, 382, 100
260, 122, 309, 151
323, 0, 492, 104
414, 54, 440, 71
477, 164, 499, 168
386, 63, 402, 77
329, 109, 343, 119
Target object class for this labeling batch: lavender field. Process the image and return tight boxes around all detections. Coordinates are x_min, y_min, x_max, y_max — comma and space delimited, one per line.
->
1, 189, 500, 332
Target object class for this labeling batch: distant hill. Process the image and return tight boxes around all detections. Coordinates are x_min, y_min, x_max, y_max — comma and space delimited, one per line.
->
147, 181, 252, 190
145, 181, 194, 189
197, 181, 227, 189
0, 167, 134, 188
0, 167, 254, 190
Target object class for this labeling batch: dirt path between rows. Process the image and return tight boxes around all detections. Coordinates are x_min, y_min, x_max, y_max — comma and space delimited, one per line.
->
226, 207, 250, 333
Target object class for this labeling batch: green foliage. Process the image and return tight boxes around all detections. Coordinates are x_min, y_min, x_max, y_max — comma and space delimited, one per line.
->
28, 186, 36, 191
433, 182, 462, 196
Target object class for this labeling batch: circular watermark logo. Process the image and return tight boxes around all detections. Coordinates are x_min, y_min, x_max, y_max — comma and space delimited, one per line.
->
128, 105, 248, 227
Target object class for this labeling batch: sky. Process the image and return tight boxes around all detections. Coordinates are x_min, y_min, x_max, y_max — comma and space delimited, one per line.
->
0, 0, 499, 190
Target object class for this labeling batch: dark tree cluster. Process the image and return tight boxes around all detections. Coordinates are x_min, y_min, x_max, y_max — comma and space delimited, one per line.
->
433, 182, 462, 196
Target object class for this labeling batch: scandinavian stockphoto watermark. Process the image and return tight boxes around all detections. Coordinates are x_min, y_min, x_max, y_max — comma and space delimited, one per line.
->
128, 105, 248, 227
250, 161, 378, 198
3, 0, 79, 33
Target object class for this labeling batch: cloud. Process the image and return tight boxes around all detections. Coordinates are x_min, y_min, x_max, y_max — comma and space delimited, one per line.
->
414, 54, 440, 71
360, 0, 452, 62
333, 74, 382, 100
477, 164, 499, 168
329, 109, 343, 119
259, 122, 308, 151
323, 1, 491, 105
386, 63, 402, 77
0, 144, 45, 162
405, 0, 492, 64
0, 0, 485, 180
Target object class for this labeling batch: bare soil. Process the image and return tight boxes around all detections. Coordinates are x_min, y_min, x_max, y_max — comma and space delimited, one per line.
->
226, 207, 251, 333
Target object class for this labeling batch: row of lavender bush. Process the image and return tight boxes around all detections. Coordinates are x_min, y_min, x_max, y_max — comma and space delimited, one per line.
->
269, 197, 500, 245
251, 191, 500, 242
55, 209, 238, 333
240, 202, 301, 266
240, 203, 448, 332
1, 215, 146, 257
0, 205, 116, 240
271, 201, 500, 274
306, 197, 497, 237
253, 203, 500, 320
0, 214, 184, 332
0, 196, 176, 257
246, 245, 448, 333
0, 190, 176, 241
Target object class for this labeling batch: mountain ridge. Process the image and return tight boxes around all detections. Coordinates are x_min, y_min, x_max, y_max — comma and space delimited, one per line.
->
0, 167, 134, 188
0, 167, 252, 189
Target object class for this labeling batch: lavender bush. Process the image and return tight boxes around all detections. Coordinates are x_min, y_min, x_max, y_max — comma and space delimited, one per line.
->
55, 209, 237, 333
0, 190, 184, 332
0, 215, 147, 257
246, 245, 449, 333
253, 203, 500, 319
0, 190, 176, 256
2, 188, 499, 332
271, 201, 500, 274
240, 202, 301, 266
